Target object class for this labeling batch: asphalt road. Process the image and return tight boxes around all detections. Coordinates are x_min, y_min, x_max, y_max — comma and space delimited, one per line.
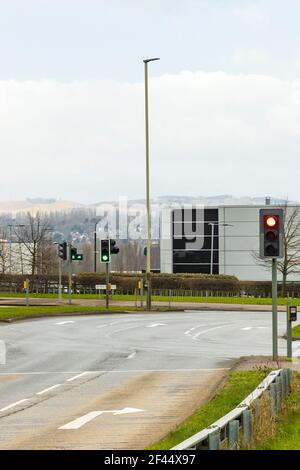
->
0, 310, 295, 449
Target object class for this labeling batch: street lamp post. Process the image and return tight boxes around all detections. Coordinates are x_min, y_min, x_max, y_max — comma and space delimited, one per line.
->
143, 57, 160, 311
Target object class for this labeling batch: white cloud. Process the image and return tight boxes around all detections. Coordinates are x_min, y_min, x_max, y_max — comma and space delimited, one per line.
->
0, 71, 300, 203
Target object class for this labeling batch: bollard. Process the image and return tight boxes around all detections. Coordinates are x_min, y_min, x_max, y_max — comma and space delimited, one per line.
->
242, 410, 252, 447
228, 420, 239, 450
208, 432, 220, 450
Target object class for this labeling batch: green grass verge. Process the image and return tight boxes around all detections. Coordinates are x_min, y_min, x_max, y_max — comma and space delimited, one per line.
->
292, 324, 300, 339
255, 372, 300, 450
146, 370, 268, 450
1, 291, 300, 306
0, 305, 143, 320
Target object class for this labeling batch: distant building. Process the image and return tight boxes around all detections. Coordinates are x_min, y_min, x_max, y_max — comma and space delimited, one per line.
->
160, 204, 300, 281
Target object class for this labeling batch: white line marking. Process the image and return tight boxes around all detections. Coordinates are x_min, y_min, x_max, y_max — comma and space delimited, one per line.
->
0, 399, 28, 412
55, 321, 75, 325
36, 384, 61, 395
59, 408, 144, 430
192, 325, 226, 339
127, 350, 136, 360
241, 327, 253, 331
0, 367, 230, 377
67, 371, 91, 382
147, 323, 166, 328
184, 324, 206, 335
96, 324, 108, 329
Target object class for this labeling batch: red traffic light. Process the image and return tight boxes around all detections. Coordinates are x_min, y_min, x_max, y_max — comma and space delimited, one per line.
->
264, 215, 278, 229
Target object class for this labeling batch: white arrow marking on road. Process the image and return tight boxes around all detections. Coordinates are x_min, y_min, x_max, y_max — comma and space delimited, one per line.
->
58, 407, 144, 430
55, 321, 75, 325
193, 325, 225, 339
184, 324, 206, 336
146, 323, 166, 328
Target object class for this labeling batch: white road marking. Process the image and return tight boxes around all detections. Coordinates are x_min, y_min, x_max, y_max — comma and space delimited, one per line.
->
0, 367, 231, 377
66, 371, 91, 382
96, 324, 108, 329
184, 324, 206, 336
36, 384, 61, 395
55, 321, 75, 325
0, 399, 28, 412
241, 326, 268, 331
147, 323, 166, 328
192, 325, 226, 340
58, 407, 144, 430
127, 350, 136, 360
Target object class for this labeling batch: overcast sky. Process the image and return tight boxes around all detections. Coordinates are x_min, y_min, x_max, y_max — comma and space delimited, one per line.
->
1, 0, 300, 203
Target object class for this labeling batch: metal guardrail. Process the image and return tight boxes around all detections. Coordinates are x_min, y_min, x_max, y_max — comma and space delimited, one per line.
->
172, 368, 292, 450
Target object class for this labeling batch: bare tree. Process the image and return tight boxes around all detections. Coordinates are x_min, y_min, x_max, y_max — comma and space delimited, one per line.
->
253, 204, 300, 296
0, 228, 10, 274
14, 212, 53, 276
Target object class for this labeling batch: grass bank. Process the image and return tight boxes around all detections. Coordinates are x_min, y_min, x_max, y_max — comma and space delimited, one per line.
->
292, 324, 300, 339
254, 372, 300, 450
146, 370, 268, 450
0, 305, 143, 321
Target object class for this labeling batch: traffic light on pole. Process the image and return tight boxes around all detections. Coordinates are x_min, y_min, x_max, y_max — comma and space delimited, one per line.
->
259, 209, 284, 259
70, 246, 83, 261
100, 239, 110, 263
110, 239, 119, 255
58, 242, 67, 260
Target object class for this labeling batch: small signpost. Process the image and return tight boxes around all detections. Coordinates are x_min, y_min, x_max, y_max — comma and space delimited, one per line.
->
95, 284, 116, 302
287, 304, 297, 358
24, 278, 29, 306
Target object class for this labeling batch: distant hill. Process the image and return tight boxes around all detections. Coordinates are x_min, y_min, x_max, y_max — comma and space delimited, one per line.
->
0, 199, 84, 216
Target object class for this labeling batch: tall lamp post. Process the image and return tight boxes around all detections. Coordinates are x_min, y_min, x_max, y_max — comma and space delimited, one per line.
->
208, 222, 233, 275
143, 57, 160, 311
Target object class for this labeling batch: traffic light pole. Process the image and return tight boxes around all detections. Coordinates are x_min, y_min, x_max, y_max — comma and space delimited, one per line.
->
286, 301, 292, 359
272, 258, 278, 361
58, 258, 62, 302
68, 242, 72, 305
106, 262, 109, 310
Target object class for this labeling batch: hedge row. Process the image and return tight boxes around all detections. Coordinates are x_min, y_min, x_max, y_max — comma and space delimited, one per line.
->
0, 273, 299, 297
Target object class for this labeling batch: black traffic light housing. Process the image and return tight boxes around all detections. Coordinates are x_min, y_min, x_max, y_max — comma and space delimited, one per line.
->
70, 245, 83, 261
110, 239, 119, 255
259, 209, 284, 259
58, 242, 67, 260
288, 305, 297, 322
100, 239, 110, 263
